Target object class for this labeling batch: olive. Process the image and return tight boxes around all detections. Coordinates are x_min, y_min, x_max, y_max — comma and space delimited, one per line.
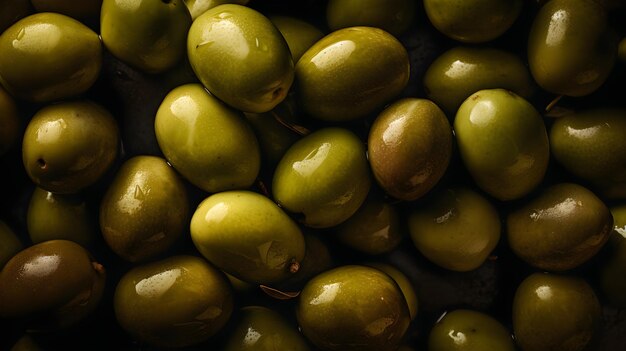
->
114, 255, 233, 348
27, 187, 96, 248
366, 262, 419, 320
528, 0, 617, 97
100, 156, 189, 262
296, 265, 411, 351
272, 127, 371, 228
599, 204, 626, 308
190, 190, 306, 284
184, 0, 250, 20
368, 98, 452, 201
100, 0, 192, 74
428, 309, 516, 351
326, 0, 416, 37
295, 26, 410, 121
0, 12, 102, 102
269, 15, 325, 63
0, 240, 105, 331
0, 84, 19, 156
21, 100, 120, 194
408, 187, 501, 272
155, 83, 261, 193
423, 0, 523, 43
512, 272, 601, 351
507, 182, 613, 272
187, 4, 294, 113
423, 46, 534, 117
454, 89, 549, 201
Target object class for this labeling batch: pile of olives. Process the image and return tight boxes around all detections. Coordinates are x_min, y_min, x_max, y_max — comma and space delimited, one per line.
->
1, 0, 626, 350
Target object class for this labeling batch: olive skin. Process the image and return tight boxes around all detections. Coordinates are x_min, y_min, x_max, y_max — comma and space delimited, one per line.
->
296, 265, 411, 351
0, 220, 23, 269
114, 255, 233, 348
0, 85, 19, 156
454, 89, 549, 201
428, 309, 516, 351
528, 0, 617, 97
0, 240, 106, 330
101, 0, 191, 74
27, 187, 96, 248
423, 0, 522, 43
366, 262, 418, 320
269, 15, 325, 63
550, 108, 626, 200
326, 0, 416, 37
368, 98, 452, 201
155, 83, 261, 193
188, 4, 294, 113
190, 190, 306, 284
100, 156, 189, 263
423, 46, 534, 117
184, 0, 250, 20
243, 108, 300, 168
408, 187, 501, 272
272, 127, 371, 228
507, 183, 613, 272
223, 306, 310, 351
277, 232, 334, 291
0, 13, 102, 102
336, 194, 403, 255
31, 0, 102, 20
22, 101, 120, 194
512, 272, 601, 351
296, 26, 410, 122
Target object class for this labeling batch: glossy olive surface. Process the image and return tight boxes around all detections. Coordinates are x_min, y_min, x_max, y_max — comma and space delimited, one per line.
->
423, 0, 522, 43
550, 108, 626, 199
296, 26, 410, 121
187, 4, 294, 113
512, 272, 601, 351
0, 240, 105, 330
184, 0, 250, 20
272, 127, 371, 228
336, 194, 403, 255
296, 265, 411, 351
190, 190, 306, 284
223, 306, 311, 350
22, 100, 119, 194
100, 0, 191, 74
100, 156, 189, 262
366, 262, 418, 321
507, 183, 612, 272
326, 0, 416, 37
27, 187, 95, 247
423, 46, 534, 117
408, 187, 501, 272
527, 0, 617, 96
0, 220, 23, 269
0, 12, 102, 102
428, 309, 516, 351
269, 15, 325, 63
0, 85, 19, 156
454, 89, 549, 201
114, 255, 233, 348
155, 83, 261, 193
368, 98, 452, 201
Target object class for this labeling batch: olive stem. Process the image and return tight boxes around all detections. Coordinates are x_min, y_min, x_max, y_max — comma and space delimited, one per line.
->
271, 111, 310, 136
545, 94, 563, 113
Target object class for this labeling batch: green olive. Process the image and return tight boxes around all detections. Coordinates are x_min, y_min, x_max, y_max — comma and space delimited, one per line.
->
187, 4, 294, 113
0, 12, 102, 102
184, 0, 250, 20
269, 15, 325, 63
22, 100, 120, 194
114, 255, 233, 348
428, 309, 516, 351
366, 262, 418, 320
296, 26, 410, 121
0, 85, 19, 156
512, 272, 601, 351
454, 89, 549, 201
408, 187, 501, 272
326, 0, 417, 37
423, 0, 522, 43
423, 46, 534, 117
100, 0, 192, 74
272, 127, 371, 228
507, 183, 613, 271
528, 0, 617, 96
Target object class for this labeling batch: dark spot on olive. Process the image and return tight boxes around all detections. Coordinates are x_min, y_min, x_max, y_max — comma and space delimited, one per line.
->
37, 158, 47, 169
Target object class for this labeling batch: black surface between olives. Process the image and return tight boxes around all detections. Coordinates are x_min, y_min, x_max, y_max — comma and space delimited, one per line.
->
1, 0, 626, 350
